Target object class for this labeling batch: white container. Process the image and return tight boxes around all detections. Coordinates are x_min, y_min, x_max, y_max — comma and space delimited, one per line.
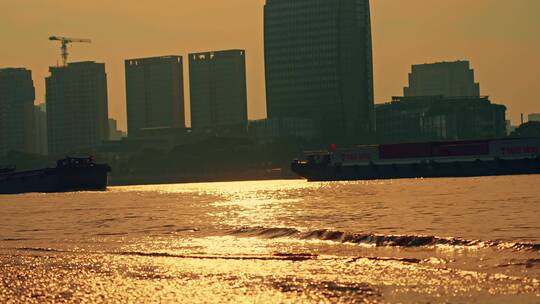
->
333, 145, 380, 164
489, 138, 540, 159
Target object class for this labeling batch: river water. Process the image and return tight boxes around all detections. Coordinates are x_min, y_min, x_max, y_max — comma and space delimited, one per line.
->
1, 176, 539, 303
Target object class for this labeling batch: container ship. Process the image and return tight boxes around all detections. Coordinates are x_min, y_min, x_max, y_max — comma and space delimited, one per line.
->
291, 138, 540, 181
0, 157, 111, 194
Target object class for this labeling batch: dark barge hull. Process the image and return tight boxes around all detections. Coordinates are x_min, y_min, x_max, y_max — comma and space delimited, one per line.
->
291, 158, 540, 182
0, 164, 110, 194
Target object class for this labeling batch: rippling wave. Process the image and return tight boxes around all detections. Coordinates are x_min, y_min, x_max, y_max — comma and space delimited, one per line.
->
229, 227, 540, 252
11, 247, 319, 262
113, 251, 318, 261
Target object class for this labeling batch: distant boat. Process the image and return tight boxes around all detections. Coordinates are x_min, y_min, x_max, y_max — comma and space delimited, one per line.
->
292, 138, 540, 181
0, 157, 111, 194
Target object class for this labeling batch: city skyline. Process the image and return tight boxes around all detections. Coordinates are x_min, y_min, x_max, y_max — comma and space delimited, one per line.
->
1, 3, 540, 302
0, 0, 539, 131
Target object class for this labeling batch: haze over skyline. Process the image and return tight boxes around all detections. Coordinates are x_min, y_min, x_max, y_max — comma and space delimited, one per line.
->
1, 0, 538, 131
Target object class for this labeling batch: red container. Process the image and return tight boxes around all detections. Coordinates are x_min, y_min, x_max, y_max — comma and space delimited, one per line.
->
431, 141, 489, 157
379, 143, 432, 159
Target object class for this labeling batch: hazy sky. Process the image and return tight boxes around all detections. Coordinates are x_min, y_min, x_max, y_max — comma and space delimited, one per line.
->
1, 0, 539, 130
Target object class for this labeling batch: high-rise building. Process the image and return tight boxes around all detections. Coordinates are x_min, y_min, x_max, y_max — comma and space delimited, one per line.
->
189, 50, 248, 132
0, 68, 35, 157
34, 103, 48, 155
264, 0, 374, 144
46, 61, 109, 155
125, 56, 185, 137
404, 61, 480, 97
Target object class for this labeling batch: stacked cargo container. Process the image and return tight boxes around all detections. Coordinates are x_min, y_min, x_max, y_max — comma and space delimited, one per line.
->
331, 138, 540, 165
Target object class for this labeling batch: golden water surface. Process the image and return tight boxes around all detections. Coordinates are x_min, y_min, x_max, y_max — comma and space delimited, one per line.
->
1, 176, 539, 303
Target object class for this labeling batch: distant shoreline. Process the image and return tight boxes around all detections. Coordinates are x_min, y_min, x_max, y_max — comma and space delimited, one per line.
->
109, 172, 302, 187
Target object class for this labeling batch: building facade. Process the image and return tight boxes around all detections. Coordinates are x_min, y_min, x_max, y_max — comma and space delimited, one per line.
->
404, 61, 480, 97
249, 118, 315, 144
0, 68, 35, 157
376, 96, 507, 143
125, 56, 185, 137
34, 103, 48, 155
264, 0, 374, 144
46, 61, 109, 155
189, 50, 248, 132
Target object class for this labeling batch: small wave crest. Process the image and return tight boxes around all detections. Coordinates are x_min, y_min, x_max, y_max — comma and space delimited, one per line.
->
1, 238, 33, 242
113, 251, 317, 261
229, 227, 540, 252
497, 259, 540, 268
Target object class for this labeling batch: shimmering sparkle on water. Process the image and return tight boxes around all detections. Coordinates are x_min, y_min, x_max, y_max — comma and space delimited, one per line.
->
1, 176, 539, 303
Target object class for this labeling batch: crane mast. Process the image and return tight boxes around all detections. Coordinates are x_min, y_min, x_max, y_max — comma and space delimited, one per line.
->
49, 36, 92, 67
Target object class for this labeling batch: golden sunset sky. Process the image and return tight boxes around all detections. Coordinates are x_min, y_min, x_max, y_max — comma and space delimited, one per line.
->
1, 0, 538, 130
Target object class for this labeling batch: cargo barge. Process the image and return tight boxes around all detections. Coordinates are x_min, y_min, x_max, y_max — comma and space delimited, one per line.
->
0, 157, 111, 194
291, 138, 540, 181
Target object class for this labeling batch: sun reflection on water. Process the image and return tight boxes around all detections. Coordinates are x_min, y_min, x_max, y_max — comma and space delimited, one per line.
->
113, 179, 316, 195
115, 180, 320, 229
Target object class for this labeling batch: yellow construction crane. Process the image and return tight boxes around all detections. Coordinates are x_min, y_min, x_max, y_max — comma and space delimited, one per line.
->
48, 36, 92, 66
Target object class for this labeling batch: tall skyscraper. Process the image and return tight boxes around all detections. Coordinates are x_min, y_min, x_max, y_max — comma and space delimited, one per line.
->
189, 50, 248, 132
264, 0, 374, 144
404, 61, 480, 97
125, 56, 185, 137
0, 68, 35, 157
46, 61, 109, 155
